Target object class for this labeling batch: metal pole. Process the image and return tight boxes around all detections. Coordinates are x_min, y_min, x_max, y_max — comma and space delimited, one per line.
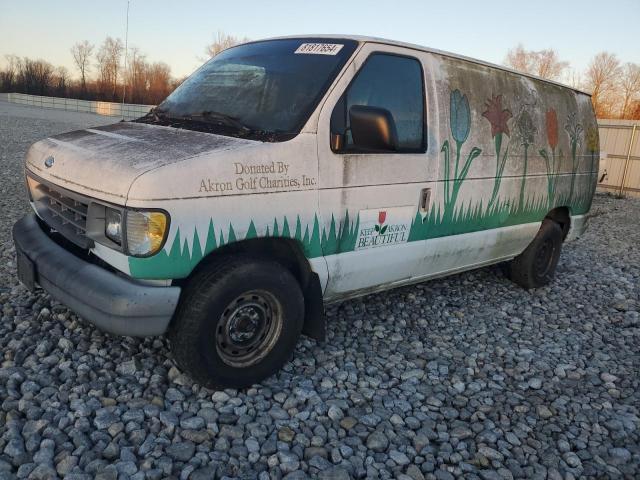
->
619, 124, 637, 197
121, 0, 130, 120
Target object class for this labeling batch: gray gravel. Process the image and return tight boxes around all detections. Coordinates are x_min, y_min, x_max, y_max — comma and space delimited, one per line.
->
1, 102, 639, 479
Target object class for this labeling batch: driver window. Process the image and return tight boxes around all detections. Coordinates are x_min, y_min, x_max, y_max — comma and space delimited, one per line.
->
331, 53, 425, 152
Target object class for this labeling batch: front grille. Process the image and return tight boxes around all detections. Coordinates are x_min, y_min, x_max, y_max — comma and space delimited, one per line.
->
27, 173, 94, 249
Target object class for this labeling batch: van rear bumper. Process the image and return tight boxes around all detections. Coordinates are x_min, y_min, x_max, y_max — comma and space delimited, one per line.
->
566, 214, 588, 242
12, 214, 180, 337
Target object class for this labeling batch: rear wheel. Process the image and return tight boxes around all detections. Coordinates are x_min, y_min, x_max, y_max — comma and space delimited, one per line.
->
509, 219, 563, 289
169, 256, 304, 389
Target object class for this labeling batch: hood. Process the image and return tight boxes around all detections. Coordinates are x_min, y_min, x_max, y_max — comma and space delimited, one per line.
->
25, 122, 256, 203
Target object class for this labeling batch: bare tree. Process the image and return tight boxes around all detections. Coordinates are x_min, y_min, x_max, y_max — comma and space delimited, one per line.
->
1, 42, 181, 103
147, 62, 172, 103
96, 37, 124, 100
18, 58, 54, 95
0, 54, 21, 91
505, 44, 535, 74
126, 47, 148, 104
504, 44, 568, 80
535, 49, 569, 80
620, 63, 640, 119
585, 52, 621, 118
70, 40, 94, 97
53, 66, 69, 96
563, 68, 584, 90
205, 31, 249, 58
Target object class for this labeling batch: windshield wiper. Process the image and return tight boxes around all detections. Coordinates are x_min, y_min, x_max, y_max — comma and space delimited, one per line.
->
136, 109, 294, 142
185, 111, 251, 133
137, 109, 248, 131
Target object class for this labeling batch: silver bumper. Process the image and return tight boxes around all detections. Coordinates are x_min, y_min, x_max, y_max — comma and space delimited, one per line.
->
12, 214, 180, 337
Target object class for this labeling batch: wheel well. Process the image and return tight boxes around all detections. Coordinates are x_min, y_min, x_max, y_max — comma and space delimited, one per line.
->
545, 207, 571, 240
188, 237, 312, 288
180, 237, 326, 342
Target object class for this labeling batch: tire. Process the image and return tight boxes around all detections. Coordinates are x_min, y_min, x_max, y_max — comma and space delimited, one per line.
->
168, 256, 304, 389
509, 219, 563, 289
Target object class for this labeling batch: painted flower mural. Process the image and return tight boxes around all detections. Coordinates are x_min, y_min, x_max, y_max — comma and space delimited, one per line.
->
409, 87, 594, 245
441, 89, 482, 223
482, 94, 512, 209
565, 112, 584, 202
546, 109, 559, 150
450, 89, 471, 144
539, 109, 561, 207
514, 109, 537, 209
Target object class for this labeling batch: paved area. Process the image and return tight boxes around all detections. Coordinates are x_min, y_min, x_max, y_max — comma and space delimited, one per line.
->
0, 102, 638, 479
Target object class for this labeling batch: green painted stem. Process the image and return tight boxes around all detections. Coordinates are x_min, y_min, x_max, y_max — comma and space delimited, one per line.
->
443, 141, 462, 223
550, 149, 557, 206
569, 141, 577, 203
488, 135, 502, 209
519, 145, 529, 210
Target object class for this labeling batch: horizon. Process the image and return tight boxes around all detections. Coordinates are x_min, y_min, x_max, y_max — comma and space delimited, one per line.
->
1, 0, 639, 84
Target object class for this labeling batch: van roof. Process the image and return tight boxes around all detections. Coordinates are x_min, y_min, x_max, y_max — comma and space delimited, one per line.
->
258, 34, 591, 96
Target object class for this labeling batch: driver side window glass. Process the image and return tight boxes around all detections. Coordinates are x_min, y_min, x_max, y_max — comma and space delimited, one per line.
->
333, 53, 425, 152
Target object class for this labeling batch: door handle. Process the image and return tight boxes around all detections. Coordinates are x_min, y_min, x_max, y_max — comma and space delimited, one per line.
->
419, 188, 431, 214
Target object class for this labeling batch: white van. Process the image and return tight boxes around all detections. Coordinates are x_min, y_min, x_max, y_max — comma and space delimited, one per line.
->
13, 36, 598, 388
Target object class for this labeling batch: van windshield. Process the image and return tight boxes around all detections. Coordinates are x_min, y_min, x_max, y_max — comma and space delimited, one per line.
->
140, 38, 357, 141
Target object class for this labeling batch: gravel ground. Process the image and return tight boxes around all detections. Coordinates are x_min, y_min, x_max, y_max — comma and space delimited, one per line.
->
0, 102, 639, 480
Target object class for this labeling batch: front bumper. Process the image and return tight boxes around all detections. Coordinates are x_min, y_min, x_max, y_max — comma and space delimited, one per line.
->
12, 214, 180, 336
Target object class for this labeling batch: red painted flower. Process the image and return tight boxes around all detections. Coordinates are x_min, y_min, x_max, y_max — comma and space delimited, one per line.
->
378, 211, 386, 224
546, 109, 558, 150
482, 95, 512, 137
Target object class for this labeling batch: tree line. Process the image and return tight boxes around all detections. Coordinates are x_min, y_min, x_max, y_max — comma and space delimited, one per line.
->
504, 44, 640, 119
0, 37, 183, 105
1, 33, 639, 119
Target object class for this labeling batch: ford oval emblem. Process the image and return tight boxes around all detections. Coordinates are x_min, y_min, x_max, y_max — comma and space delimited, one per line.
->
44, 156, 55, 168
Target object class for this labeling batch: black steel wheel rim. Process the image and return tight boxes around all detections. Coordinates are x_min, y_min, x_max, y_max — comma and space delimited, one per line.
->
215, 290, 282, 368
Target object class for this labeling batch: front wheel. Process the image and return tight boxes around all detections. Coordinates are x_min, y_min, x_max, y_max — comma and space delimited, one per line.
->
168, 256, 304, 389
509, 219, 563, 289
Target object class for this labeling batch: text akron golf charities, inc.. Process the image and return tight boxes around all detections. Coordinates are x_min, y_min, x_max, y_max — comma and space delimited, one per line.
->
198, 161, 317, 194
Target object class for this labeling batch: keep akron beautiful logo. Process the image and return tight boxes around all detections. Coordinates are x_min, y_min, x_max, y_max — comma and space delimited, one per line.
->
356, 208, 411, 250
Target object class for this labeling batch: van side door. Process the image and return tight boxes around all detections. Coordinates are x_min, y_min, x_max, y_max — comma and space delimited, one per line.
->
316, 44, 438, 299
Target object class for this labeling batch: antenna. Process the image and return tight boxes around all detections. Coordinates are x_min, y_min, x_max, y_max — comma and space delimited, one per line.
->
121, 0, 130, 120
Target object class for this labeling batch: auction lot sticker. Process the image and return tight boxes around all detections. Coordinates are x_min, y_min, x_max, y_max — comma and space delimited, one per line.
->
355, 206, 415, 250
295, 43, 344, 55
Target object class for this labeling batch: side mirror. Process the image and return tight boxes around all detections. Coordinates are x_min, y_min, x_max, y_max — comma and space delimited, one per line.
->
349, 105, 398, 152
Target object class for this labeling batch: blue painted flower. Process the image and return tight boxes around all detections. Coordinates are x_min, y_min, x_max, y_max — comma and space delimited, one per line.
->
450, 89, 471, 144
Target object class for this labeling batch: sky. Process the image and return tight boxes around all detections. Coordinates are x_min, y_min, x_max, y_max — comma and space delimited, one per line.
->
1, 0, 639, 81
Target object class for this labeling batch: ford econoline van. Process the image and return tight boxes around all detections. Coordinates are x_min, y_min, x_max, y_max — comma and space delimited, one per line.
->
13, 36, 598, 388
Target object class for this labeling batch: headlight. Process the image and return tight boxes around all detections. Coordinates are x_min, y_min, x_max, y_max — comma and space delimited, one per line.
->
125, 210, 168, 257
105, 208, 123, 245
